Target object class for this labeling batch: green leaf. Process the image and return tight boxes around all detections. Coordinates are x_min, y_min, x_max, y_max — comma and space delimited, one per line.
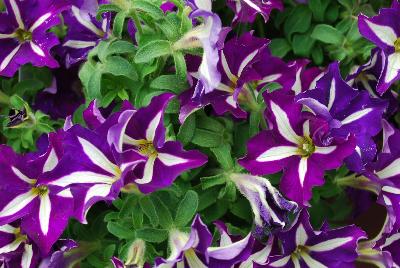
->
292, 32, 315, 57
151, 196, 173, 229
150, 75, 189, 93
139, 196, 159, 227
96, 4, 121, 20
309, 0, 330, 21
284, 6, 312, 39
201, 174, 227, 190
192, 129, 223, 148
102, 56, 137, 80
174, 190, 199, 227
135, 40, 172, 63
210, 144, 233, 170
177, 113, 196, 145
173, 52, 187, 79
269, 38, 291, 58
133, 0, 164, 20
311, 44, 324, 65
311, 24, 345, 45
107, 40, 136, 56
113, 11, 127, 38
86, 70, 103, 99
107, 222, 135, 239
135, 228, 168, 243
218, 181, 236, 201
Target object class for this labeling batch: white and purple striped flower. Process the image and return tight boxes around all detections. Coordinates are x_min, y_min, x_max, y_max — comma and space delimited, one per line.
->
0, 0, 69, 77
226, 0, 283, 23
239, 91, 356, 206
108, 93, 208, 193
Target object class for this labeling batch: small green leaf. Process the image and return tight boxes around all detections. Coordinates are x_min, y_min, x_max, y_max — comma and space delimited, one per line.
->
133, 0, 164, 20
210, 144, 233, 170
174, 190, 199, 227
139, 196, 159, 227
150, 75, 189, 93
151, 196, 173, 229
269, 38, 291, 58
96, 4, 121, 20
173, 52, 187, 79
311, 24, 345, 45
135, 228, 168, 243
86, 70, 103, 99
103, 56, 137, 80
309, 0, 330, 21
177, 113, 196, 145
135, 40, 172, 63
113, 11, 127, 38
107, 222, 135, 239
201, 174, 227, 190
292, 32, 315, 57
192, 129, 223, 148
284, 6, 312, 39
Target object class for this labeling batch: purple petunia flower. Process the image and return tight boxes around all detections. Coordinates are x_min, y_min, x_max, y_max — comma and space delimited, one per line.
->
0, 132, 74, 254
358, 3, 400, 94
239, 91, 356, 206
264, 210, 365, 267
108, 93, 208, 193
61, 0, 111, 67
0, 0, 69, 77
226, 0, 283, 24
297, 62, 387, 172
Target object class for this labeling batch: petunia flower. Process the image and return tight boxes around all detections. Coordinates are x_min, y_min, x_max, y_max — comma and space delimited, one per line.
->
358, 4, 400, 93
108, 93, 208, 193
43, 124, 144, 224
61, 0, 111, 67
0, 133, 74, 254
239, 91, 356, 205
229, 173, 297, 233
0, 0, 69, 77
155, 215, 212, 267
346, 48, 399, 115
226, 0, 283, 24
265, 210, 365, 268
174, 0, 223, 100
296, 62, 387, 172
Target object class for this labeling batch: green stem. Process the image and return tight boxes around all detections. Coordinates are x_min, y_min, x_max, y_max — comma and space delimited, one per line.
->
335, 174, 380, 195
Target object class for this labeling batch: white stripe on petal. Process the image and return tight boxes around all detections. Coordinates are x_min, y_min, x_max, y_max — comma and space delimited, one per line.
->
220, 51, 236, 82
292, 68, 303, 95
238, 49, 259, 77
146, 112, 162, 142
270, 101, 301, 144
259, 74, 282, 85
30, 42, 45, 57
185, 249, 207, 268
376, 158, 400, 179
11, 166, 36, 184
327, 79, 336, 111
341, 108, 373, 125
292, 256, 301, 268
50, 171, 116, 187
0, 239, 23, 254
269, 255, 291, 267
135, 155, 156, 184
243, 0, 262, 12
39, 194, 51, 235
84, 184, 111, 203
57, 188, 73, 198
298, 158, 307, 187
384, 52, 400, 83
216, 82, 234, 93
364, 20, 397, 47
207, 233, 251, 259
78, 137, 118, 176
382, 186, 400, 195
158, 153, 188, 166
225, 95, 237, 108
0, 224, 16, 234
21, 244, 33, 268
43, 148, 58, 173
10, 0, 24, 29
29, 12, 51, 32
256, 146, 299, 162
0, 190, 37, 218
308, 237, 353, 252
314, 146, 336, 155
0, 44, 21, 71
301, 252, 328, 268
0, 33, 16, 39
303, 120, 310, 137
71, 6, 104, 36
63, 40, 97, 49
296, 223, 308, 246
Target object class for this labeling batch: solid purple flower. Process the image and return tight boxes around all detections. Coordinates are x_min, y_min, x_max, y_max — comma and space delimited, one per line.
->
358, 4, 400, 93
108, 93, 208, 193
226, 0, 283, 23
0, 0, 69, 77
61, 0, 111, 67
297, 62, 387, 172
239, 91, 356, 205
265, 210, 365, 268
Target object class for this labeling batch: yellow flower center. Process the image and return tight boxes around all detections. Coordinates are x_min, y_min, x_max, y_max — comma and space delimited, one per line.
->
298, 136, 315, 157
292, 245, 309, 258
32, 185, 49, 196
137, 141, 157, 157
395, 38, 400, 52
15, 28, 32, 42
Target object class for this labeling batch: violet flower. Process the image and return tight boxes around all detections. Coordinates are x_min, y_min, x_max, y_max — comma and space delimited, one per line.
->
297, 62, 387, 172
0, 0, 69, 77
239, 91, 356, 206
108, 93, 207, 193
265, 210, 365, 268
227, 0, 283, 23
61, 0, 111, 67
358, 4, 400, 94
0, 132, 74, 254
